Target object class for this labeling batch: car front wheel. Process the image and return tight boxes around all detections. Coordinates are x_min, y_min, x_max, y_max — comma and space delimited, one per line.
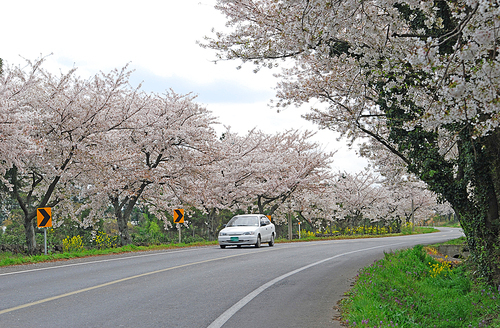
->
255, 235, 261, 248
220, 245, 226, 249
268, 234, 275, 247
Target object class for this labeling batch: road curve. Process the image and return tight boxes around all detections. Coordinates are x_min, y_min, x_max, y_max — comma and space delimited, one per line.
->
0, 228, 463, 328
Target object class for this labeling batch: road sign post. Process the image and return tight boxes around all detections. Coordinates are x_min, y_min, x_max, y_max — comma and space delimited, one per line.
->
173, 209, 184, 244
37, 207, 52, 255
44, 228, 48, 255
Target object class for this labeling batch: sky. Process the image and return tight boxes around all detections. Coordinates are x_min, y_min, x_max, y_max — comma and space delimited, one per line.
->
1, 0, 368, 172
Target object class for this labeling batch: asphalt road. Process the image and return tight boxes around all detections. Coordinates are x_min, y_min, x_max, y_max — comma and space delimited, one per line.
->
0, 228, 463, 328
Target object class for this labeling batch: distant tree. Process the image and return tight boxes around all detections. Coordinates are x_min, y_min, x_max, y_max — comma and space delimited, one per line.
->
286, 181, 340, 233
180, 128, 335, 238
180, 128, 266, 239
250, 130, 334, 217
360, 139, 453, 225
332, 170, 383, 228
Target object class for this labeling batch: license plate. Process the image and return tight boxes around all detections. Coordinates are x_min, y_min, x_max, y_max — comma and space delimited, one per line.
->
230, 237, 239, 242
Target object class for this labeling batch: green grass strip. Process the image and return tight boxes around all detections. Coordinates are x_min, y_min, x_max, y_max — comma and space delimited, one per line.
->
0, 241, 218, 267
340, 245, 500, 327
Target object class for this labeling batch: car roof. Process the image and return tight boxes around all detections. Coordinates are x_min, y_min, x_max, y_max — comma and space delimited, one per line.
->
234, 214, 265, 217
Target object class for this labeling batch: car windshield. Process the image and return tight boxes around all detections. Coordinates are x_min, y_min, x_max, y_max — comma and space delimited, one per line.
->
226, 216, 259, 227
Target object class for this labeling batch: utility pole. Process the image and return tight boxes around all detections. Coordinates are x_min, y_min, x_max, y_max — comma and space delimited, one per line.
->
411, 197, 415, 233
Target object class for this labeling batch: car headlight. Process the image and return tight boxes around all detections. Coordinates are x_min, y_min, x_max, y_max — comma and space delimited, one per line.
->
219, 232, 227, 236
243, 231, 255, 235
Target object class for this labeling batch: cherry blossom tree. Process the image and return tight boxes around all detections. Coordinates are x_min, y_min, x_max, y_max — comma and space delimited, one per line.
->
361, 139, 452, 226
78, 91, 218, 245
180, 128, 334, 237
179, 128, 266, 238
286, 181, 341, 233
204, 0, 500, 284
0, 59, 144, 253
330, 170, 385, 229
248, 130, 335, 216
281, 167, 444, 235
384, 179, 442, 226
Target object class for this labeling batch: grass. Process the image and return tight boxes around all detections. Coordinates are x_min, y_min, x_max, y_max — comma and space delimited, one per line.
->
429, 236, 467, 246
278, 227, 436, 243
340, 244, 500, 328
0, 240, 218, 267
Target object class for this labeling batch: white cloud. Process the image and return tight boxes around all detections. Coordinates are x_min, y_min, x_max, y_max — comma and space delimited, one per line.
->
128, 67, 275, 103
207, 102, 369, 173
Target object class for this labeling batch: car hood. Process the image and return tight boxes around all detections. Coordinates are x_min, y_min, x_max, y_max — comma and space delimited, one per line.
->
221, 226, 259, 234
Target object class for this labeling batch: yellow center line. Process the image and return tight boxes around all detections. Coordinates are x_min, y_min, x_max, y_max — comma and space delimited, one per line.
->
0, 251, 252, 315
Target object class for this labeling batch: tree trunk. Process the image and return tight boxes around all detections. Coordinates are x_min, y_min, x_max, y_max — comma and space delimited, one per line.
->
474, 133, 500, 285
23, 214, 37, 254
454, 132, 500, 285
9, 166, 38, 254
206, 208, 217, 241
485, 130, 500, 238
111, 197, 132, 246
110, 183, 149, 246
116, 211, 132, 246
8, 165, 62, 254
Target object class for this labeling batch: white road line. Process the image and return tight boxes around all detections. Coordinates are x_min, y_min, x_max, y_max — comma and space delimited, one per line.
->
0, 251, 261, 315
207, 241, 406, 328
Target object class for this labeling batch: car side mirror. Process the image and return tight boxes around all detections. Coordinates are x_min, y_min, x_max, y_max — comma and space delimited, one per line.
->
223, 224, 227, 228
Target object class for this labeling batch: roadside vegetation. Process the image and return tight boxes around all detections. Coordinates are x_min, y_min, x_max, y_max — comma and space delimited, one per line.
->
340, 242, 500, 328
0, 219, 433, 267
0, 241, 219, 267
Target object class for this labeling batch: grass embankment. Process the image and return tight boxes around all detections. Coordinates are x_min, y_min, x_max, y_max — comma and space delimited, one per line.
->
340, 244, 500, 328
291, 227, 436, 243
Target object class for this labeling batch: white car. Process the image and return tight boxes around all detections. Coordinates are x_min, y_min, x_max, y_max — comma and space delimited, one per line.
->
218, 214, 276, 248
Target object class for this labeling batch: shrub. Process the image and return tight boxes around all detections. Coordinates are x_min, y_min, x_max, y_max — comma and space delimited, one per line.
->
93, 231, 119, 249
62, 235, 84, 253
